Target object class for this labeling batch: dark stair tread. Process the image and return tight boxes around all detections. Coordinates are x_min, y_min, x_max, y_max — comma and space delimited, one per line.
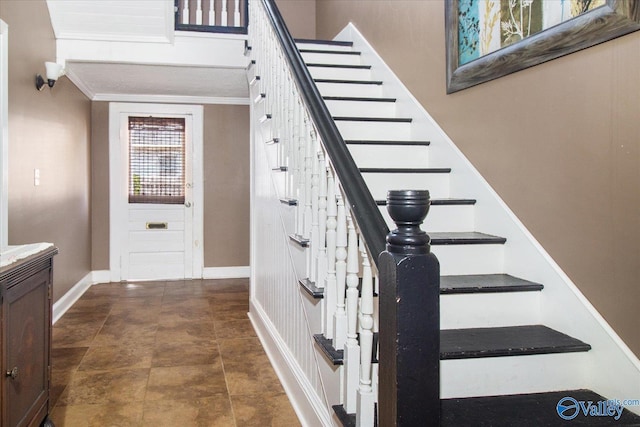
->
376, 198, 475, 205
314, 78, 382, 85
441, 325, 591, 360
288, 234, 309, 248
293, 271, 541, 295
360, 167, 451, 173
442, 389, 640, 426
332, 405, 354, 427
348, 140, 430, 146
316, 325, 588, 366
334, 390, 640, 427
295, 38, 353, 47
441, 274, 544, 294
314, 334, 343, 365
306, 63, 371, 69
299, 279, 323, 299
299, 48, 361, 55
324, 96, 396, 102
334, 116, 412, 123
430, 232, 507, 245
287, 196, 475, 206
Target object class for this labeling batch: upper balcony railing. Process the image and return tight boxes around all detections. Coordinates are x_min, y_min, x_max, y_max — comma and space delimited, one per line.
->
175, 0, 248, 34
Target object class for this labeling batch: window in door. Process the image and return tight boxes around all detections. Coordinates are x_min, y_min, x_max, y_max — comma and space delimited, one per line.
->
128, 116, 186, 205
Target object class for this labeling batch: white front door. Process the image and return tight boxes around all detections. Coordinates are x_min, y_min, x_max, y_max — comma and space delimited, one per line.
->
109, 103, 203, 281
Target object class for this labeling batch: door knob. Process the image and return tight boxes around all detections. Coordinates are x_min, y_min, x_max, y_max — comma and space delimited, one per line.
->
185, 202, 192, 208
6, 366, 18, 379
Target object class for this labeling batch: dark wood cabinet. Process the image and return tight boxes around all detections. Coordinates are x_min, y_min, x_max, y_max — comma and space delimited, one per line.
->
1, 247, 57, 427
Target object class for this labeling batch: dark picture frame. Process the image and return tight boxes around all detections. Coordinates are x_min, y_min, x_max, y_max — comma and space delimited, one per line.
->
446, 0, 640, 93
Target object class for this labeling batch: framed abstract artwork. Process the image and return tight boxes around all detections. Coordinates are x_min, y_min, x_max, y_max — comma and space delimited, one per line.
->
445, 0, 640, 93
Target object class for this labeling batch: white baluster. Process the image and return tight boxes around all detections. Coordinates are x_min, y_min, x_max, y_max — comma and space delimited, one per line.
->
234, 0, 241, 26
196, 0, 203, 25
324, 170, 337, 339
357, 241, 375, 427
316, 152, 328, 290
294, 102, 305, 238
372, 274, 379, 401
182, 0, 190, 25
221, 0, 228, 26
343, 213, 361, 413
303, 119, 313, 241
333, 191, 347, 349
208, 0, 216, 26
286, 82, 297, 199
309, 136, 320, 283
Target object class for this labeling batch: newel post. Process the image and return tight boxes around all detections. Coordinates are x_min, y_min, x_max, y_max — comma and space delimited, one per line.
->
379, 190, 440, 426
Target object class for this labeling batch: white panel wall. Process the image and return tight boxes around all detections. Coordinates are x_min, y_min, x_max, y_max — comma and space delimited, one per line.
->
249, 114, 338, 426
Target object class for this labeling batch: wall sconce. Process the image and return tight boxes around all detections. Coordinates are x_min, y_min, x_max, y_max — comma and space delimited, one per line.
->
35, 62, 65, 91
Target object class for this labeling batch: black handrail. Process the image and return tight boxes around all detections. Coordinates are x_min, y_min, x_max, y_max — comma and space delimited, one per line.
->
260, 0, 389, 265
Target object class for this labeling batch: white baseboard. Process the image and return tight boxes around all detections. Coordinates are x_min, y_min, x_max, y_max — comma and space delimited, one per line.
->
52, 269, 113, 324
91, 269, 111, 284
249, 298, 335, 427
202, 266, 250, 279
52, 272, 94, 324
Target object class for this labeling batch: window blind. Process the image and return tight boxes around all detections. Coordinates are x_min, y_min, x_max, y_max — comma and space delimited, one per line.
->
128, 116, 186, 204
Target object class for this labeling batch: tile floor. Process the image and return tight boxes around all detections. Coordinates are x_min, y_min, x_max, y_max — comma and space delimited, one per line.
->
50, 278, 301, 427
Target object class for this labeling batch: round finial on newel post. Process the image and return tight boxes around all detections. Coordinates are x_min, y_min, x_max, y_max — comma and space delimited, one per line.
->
386, 190, 430, 255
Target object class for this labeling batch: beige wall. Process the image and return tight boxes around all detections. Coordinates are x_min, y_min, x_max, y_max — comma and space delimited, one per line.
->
276, 0, 316, 39
203, 104, 250, 267
91, 102, 109, 270
1, 0, 92, 301
316, 1, 640, 357
89, 103, 250, 270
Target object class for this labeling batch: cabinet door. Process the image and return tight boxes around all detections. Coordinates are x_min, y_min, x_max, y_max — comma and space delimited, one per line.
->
4, 268, 50, 427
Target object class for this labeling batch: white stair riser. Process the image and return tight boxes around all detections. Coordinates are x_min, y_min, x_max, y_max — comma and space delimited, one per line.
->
307, 66, 372, 81
440, 292, 540, 329
249, 81, 263, 104
256, 116, 273, 146
348, 144, 428, 168
300, 286, 324, 334
271, 170, 286, 197
246, 65, 257, 84
289, 243, 309, 282
296, 42, 354, 52
300, 51, 362, 66
279, 203, 297, 238
432, 244, 504, 276
336, 120, 412, 140
381, 204, 474, 232
325, 100, 397, 118
441, 352, 589, 398
362, 172, 450, 200
315, 82, 382, 98
315, 347, 343, 408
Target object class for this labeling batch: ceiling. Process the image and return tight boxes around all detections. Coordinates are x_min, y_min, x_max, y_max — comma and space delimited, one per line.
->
66, 62, 249, 102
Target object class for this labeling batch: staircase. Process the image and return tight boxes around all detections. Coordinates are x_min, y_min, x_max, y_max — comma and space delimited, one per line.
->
247, 1, 640, 425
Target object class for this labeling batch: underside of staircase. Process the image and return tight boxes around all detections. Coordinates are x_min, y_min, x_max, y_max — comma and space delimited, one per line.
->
290, 37, 640, 426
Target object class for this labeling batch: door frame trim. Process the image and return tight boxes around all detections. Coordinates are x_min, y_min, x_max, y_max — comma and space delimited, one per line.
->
108, 102, 204, 281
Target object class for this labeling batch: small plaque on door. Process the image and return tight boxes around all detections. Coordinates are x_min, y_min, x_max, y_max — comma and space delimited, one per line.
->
146, 222, 168, 230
